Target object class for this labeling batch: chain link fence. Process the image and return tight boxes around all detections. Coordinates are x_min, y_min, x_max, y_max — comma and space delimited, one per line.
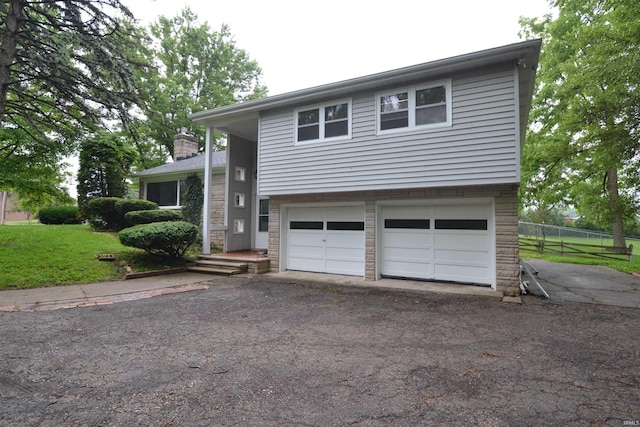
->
519, 222, 640, 246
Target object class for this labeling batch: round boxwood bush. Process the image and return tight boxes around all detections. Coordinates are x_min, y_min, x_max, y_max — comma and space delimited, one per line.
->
118, 221, 198, 259
38, 206, 81, 224
115, 199, 158, 218
86, 197, 125, 230
124, 209, 183, 225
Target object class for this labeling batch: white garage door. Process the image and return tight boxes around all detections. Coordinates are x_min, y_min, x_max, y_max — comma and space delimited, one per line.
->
286, 206, 365, 276
381, 203, 493, 285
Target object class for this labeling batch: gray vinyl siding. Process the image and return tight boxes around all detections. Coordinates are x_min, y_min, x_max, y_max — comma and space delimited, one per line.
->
258, 64, 518, 196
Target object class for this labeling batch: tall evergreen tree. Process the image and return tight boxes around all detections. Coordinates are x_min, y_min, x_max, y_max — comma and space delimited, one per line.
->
77, 131, 137, 215
0, 0, 145, 198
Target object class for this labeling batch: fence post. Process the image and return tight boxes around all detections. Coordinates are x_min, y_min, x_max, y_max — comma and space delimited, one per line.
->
561, 240, 564, 257
629, 244, 634, 262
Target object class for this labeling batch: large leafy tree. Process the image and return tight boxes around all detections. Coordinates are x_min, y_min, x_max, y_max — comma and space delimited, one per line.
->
132, 7, 267, 167
520, 0, 640, 247
0, 0, 145, 198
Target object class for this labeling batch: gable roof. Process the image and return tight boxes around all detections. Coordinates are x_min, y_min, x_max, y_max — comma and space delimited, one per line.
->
189, 39, 541, 144
135, 151, 226, 178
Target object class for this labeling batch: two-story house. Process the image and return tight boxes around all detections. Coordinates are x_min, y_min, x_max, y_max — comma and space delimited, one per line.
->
189, 39, 541, 296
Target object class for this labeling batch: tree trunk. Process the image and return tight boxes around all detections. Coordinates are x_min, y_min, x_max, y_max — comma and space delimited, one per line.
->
606, 167, 627, 248
0, 0, 23, 123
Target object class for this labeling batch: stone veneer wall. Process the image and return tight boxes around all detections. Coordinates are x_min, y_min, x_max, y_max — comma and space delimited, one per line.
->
209, 172, 226, 251
267, 183, 520, 296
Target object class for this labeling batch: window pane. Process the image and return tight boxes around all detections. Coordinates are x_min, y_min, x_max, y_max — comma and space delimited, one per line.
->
416, 86, 446, 106
384, 219, 430, 229
380, 93, 408, 113
435, 219, 487, 230
298, 109, 319, 125
147, 181, 178, 206
259, 199, 269, 232
290, 221, 323, 230
259, 216, 269, 232
325, 103, 348, 121
325, 120, 348, 138
298, 125, 319, 141
327, 221, 364, 231
380, 110, 408, 130
416, 105, 447, 125
259, 199, 269, 215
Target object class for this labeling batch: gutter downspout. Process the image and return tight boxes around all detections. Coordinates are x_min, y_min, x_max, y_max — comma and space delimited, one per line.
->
201, 127, 212, 254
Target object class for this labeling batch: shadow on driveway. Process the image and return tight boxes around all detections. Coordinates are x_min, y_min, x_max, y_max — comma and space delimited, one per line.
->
524, 259, 640, 308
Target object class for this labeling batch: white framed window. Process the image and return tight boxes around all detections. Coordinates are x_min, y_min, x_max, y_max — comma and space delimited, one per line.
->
377, 80, 451, 134
235, 166, 246, 182
234, 192, 246, 208
146, 180, 186, 208
233, 219, 245, 234
258, 199, 269, 232
295, 99, 352, 144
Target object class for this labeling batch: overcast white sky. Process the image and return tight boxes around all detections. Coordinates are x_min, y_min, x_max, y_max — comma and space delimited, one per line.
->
124, 0, 553, 96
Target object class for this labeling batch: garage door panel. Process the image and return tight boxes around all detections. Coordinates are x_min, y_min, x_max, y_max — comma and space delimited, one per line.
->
435, 249, 489, 265
435, 264, 491, 284
288, 257, 324, 273
381, 202, 493, 286
384, 246, 433, 263
434, 233, 489, 250
326, 231, 363, 248
383, 261, 433, 279
286, 206, 364, 276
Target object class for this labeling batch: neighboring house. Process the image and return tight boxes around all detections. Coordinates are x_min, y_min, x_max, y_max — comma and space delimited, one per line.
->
162, 40, 540, 296
0, 192, 31, 223
135, 133, 227, 250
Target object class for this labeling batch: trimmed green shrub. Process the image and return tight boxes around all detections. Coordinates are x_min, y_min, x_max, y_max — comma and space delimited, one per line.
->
118, 221, 198, 258
115, 199, 158, 219
38, 206, 81, 225
124, 209, 183, 225
86, 197, 125, 230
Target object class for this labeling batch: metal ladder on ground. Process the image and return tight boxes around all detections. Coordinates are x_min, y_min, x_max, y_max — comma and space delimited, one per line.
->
520, 261, 549, 298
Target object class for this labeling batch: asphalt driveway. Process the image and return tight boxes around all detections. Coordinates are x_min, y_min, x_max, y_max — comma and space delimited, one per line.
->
524, 259, 640, 308
1, 275, 639, 426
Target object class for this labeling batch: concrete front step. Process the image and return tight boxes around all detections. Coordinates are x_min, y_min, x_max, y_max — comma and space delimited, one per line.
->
187, 265, 245, 276
187, 257, 248, 276
196, 259, 248, 269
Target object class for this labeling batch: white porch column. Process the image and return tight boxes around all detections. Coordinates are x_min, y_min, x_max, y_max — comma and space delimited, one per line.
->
201, 126, 213, 254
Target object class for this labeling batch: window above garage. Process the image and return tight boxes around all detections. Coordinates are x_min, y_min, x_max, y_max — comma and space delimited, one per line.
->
376, 79, 452, 135
294, 99, 352, 144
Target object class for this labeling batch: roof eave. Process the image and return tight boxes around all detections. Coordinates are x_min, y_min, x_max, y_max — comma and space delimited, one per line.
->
190, 39, 542, 126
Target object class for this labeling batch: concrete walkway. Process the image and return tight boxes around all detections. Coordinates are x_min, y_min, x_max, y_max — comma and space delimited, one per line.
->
0, 272, 215, 312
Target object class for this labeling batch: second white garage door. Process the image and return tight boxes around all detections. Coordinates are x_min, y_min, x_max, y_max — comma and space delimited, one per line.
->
286, 206, 365, 276
380, 203, 493, 285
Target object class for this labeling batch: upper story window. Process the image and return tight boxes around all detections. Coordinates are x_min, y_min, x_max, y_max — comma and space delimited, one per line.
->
295, 100, 351, 144
377, 80, 451, 134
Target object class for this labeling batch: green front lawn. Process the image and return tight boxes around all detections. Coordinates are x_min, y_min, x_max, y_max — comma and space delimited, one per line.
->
0, 224, 190, 290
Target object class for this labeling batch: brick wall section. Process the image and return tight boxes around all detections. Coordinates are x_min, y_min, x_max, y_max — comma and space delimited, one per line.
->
268, 183, 520, 296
